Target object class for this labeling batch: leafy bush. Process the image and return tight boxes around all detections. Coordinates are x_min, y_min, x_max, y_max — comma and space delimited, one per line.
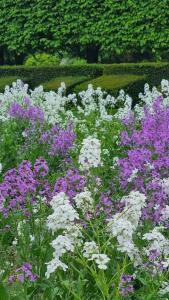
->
24, 53, 60, 66
1, 0, 168, 63
60, 57, 87, 66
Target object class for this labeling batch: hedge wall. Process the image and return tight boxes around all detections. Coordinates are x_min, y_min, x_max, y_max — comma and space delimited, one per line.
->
0, 65, 103, 88
102, 63, 169, 87
0, 63, 169, 95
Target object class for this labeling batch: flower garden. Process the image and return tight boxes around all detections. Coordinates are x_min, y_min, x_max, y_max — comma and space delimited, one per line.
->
0, 78, 169, 299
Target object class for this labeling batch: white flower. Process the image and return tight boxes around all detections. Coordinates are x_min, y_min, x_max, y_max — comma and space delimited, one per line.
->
22, 131, 28, 138
161, 177, 169, 195
74, 189, 94, 213
83, 241, 99, 258
111, 156, 119, 169
78, 136, 102, 170
0, 163, 2, 173
45, 257, 68, 278
91, 254, 110, 270
143, 227, 169, 257
83, 241, 110, 270
47, 192, 79, 233
161, 205, 169, 220
30, 235, 35, 242
107, 191, 146, 264
159, 281, 169, 296
127, 168, 138, 183
17, 220, 26, 236
51, 235, 74, 256
12, 238, 18, 246
46, 193, 82, 277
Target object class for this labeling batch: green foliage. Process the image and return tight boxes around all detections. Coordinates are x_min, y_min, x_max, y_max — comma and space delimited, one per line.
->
0, 65, 102, 78
24, 53, 60, 66
0, 120, 25, 172
0, 0, 168, 62
0, 284, 9, 300
60, 57, 87, 66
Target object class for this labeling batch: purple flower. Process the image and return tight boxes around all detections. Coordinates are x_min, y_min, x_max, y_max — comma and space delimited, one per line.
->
9, 100, 44, 124
40, 123, 76, 157
96, 192, 113, 217
118, 97, 169, 223
54, 169, 86, 202
119, 274, 134, 297
148, 249, 161, 261
9, 262, 38, 284
0, 158, 51, 217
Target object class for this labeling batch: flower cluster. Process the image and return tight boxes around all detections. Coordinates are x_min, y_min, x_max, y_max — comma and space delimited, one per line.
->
74, 188, 94, 214
9, 98, 44, 123
96, 192, 113, 217
0, 158, 51, 216
119, 274, 134, 297
40, 123, 76, 157
78, 136, 102, 171
46, 192, 81, 277
82, 241, 110, 270
1, 78, 169, 299
107, 191, 146, 264
54, 169, 86, 202
119, 97, 169, 223
143, 227, 169, 271
9, 263, 38, 284
159, 281, 169, 296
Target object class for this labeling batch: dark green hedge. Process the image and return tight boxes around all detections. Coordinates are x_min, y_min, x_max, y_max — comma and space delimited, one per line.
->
102, 62, 169, 75
0, 63, 168, 92
102, 63, 169, 87
0, 65, 103, 88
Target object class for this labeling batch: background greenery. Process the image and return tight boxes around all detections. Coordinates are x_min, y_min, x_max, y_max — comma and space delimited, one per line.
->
0, 0, 169, 64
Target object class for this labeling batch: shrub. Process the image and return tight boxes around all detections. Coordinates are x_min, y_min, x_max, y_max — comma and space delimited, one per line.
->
60, 56, 87, 66
24, 53, 60, 66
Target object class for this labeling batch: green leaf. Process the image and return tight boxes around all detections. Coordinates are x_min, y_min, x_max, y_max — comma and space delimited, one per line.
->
0, 284, 10, 300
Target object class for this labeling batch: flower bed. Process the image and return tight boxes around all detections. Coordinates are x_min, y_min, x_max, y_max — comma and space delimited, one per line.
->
0, 79, 169, 299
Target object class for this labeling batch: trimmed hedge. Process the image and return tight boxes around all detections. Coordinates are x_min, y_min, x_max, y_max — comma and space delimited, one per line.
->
0, 65, 102, 88
0, 63, 168, 96
74, 74, 146, 100
42, 76, 88, 92
102, 62, 169, 75
102, 63, 169, 88
74, 74, 145, 91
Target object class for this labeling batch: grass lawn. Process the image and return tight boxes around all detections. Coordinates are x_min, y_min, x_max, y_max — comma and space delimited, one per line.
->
74, 74, 146, 93
42, 76, 88, 91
